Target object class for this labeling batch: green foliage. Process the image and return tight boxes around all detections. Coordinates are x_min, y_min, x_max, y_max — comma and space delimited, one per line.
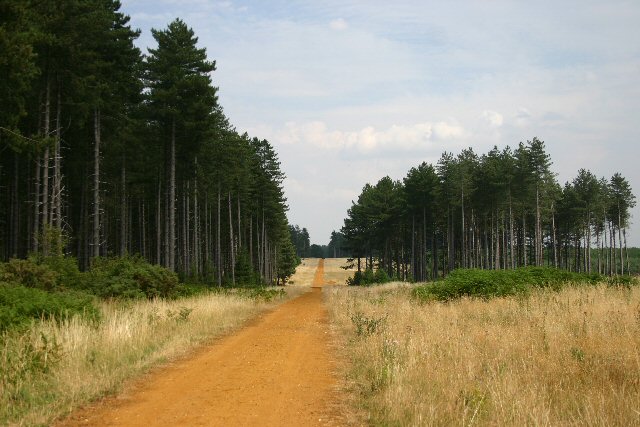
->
374, 268, 391, 284
174, 283, 212, 298
241, 287, 286, 302
204, 286, 285, 301
350, 311, 387, 336
88, 256, 179, 299
0, 255, 85, 292
289, 225, 310, 258
412, 267, 637, 302
234, 250, 257, 286
276, 237, 299, 285
0, 283, 99, 332
38, 255, 85, 289
347, 268, 391, 286
0, 259, 58, 291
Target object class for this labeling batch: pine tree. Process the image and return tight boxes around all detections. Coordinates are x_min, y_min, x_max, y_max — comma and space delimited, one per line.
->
145, 18, 217, 271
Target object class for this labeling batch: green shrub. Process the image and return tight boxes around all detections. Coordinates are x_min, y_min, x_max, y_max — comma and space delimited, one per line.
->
235, 287, 286, 302
374, 268, 391, 284
88, 256, 179, 299
347, 268, 391, 286
0, 256, 85, 291
0, 259, 59, 291
363, 268, 375, 285
0, 283, 99, 332
411, 267, 634, 302
39, 255, 85, 289
234, 250, 258, 286
347, 271, 364, 286
175, 283, 212, 298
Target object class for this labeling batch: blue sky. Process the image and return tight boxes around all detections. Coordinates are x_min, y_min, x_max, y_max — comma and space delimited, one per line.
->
123, 0, 640, 245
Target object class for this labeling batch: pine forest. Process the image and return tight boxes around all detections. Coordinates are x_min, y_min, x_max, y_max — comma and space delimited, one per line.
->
0, 1, 297, 285
341, 139, 636, 280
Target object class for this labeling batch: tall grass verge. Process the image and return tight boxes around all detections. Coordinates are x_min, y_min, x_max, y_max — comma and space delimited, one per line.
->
326, 283, 640, 426
0, 288, 299, 426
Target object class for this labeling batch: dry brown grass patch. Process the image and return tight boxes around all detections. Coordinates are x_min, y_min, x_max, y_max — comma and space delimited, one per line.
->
326, 283, 640, 426
323, 258, 356, 286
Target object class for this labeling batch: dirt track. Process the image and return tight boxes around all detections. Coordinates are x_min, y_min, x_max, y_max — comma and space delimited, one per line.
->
60, 259, 339, 426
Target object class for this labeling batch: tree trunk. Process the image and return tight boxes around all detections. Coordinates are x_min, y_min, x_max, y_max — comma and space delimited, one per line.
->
156, 176, 162, 265
495, 210, 500, 270
509, 193, 515, 269
92, 107, 101, 258
551, 203, 558, 268
461, 186, 466, 268
257, 214, 262, 277
217, 184, 222, 286
42, 81, 51, 248
609, 220, 614, 275
447, 206, 454, 273
535, 186, 541, 266
522, 212, 527, 267
587, 211, 592, 273
168, 119, 176, 271
53, 84, 62, 232
423, 208, 427, 281
237, 196, 241, 249
78, 175, 88, 269
411, 214, 415, 281
618, 208, 623, 275
33, 154, 41, 254
623, 227, 629, 275
10, 154, 20, 258
120, 160, 127, 256
194, 175, 200, 276
262, 210, 266, 280
141, 198, 147, 259
432, 229, 438, 279
185, 182, 190, 274
228, 192, 235, 285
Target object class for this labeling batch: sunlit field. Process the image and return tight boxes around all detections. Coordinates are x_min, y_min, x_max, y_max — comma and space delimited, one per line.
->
326, 283, 640, 426
287, 258, 319, 286
323, 258, 355, 286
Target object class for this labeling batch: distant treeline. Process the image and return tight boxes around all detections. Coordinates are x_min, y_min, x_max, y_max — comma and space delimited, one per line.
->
0, 2, 297, 285
340, 139, 636, 279
289, 226, 346, 258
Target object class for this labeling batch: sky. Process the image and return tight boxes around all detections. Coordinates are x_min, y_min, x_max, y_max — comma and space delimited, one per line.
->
123, 0, 640, 245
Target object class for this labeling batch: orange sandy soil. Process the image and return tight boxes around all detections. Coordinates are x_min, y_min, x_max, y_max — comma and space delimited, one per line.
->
57, 259, 346, 427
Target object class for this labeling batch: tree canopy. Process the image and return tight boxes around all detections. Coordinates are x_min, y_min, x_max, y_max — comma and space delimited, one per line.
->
341, 140, 635, 278
0, 4, 297, 286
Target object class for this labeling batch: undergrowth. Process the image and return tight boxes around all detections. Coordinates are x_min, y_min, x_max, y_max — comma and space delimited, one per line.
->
413, 267, 638, 301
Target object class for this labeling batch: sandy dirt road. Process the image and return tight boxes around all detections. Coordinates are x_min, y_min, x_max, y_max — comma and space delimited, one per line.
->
59, 259, 340, 426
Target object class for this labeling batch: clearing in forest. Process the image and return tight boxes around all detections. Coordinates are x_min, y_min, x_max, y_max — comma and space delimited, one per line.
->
59, 258, 343, 426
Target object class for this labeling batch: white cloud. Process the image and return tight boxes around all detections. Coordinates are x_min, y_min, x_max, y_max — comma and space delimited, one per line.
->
481, 110, 503, 127
329, 18, 348, 30
263, 121, 468, 154
513, 107, 532, 128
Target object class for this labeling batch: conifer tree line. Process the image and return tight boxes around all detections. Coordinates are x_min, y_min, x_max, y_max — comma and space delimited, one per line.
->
288, 225, 310, 258
341, 138, 636, 280
289, 225, 347, 259
0, 1, 298, 285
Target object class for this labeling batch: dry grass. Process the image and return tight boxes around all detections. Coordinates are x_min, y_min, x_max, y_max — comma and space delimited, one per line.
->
288, 258, 320, 286
323, 258, 356, 286
0, 289, 301, 426
326, 283, 640, 426
288, 258, 354, 287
